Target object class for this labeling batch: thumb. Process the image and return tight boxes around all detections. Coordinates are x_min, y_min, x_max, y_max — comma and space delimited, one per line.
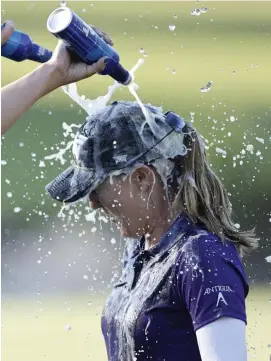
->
1, 20, 15, 45
86, 56, 109, 77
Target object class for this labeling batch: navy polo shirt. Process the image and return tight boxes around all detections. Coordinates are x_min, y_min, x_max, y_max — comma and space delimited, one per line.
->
101, 213, 248, 361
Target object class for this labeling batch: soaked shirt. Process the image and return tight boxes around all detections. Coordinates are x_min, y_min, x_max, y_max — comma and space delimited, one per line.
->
101, 214, 248, 361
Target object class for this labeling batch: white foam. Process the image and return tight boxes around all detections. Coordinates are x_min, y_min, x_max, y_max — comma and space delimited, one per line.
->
61, 58, 145, 118
45, 59, 146, 167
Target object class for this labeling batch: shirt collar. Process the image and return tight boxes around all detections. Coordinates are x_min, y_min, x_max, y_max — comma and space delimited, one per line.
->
135, 212, 194, 259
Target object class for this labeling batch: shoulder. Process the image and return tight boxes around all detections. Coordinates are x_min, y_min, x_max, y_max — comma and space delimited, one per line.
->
177, 227, 243, 268
175, 226, 248, 294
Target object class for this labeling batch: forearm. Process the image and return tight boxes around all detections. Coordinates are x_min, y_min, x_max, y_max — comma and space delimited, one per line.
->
1, 63, 60, 135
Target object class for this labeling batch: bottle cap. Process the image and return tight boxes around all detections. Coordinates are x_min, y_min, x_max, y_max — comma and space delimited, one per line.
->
47, 7, 73, 33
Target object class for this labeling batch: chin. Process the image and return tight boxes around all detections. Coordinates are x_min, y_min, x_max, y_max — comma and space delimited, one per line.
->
120, 224, 135, 238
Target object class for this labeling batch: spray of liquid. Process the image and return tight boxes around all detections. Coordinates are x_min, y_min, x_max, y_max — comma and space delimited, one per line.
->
44, 58, 151, 165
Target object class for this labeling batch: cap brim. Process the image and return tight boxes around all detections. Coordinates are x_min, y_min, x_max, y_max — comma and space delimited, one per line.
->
45, 165, 107, 204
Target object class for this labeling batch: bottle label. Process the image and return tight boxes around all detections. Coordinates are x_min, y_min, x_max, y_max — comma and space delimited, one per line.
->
38, 46, 46, 56
82, 26, 90, 37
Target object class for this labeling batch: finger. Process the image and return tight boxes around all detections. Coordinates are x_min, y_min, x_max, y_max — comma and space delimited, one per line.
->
1, 20, 15, 45
86, 57, 108, 77
90, 25, 114, 46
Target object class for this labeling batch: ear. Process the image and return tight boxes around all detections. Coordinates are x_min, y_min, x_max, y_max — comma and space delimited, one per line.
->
130, 165, 154, 192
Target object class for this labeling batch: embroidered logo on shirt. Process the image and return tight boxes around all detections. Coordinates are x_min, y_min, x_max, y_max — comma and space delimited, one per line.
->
204, 285, 234, 295
216, 292, 228, 306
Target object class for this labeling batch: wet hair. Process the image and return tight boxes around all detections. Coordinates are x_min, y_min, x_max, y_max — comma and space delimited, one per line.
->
170, 122, 259, 255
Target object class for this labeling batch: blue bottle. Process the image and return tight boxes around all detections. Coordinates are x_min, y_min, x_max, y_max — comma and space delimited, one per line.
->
47, 7, 132, 85
1, 25, 53, 63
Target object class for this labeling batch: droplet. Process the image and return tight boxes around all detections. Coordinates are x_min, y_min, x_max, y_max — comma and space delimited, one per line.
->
230, 116, 235, 122
173, 15, 178, 19
169, 24, 176, 32
191, 8, 201, 16
256, 137, 264, 144
60, 0, 66, 7
246, 144, 254, 153
111, 238, 117, 245
14, 207, 21, 213
200, 7, 208, 13
172, 70, 176, 75
7, 192, 12, 198
235, 223, 240, 229
83, 275, 89, 280
65, 324, 72, 331
200, 81, 213, 93
216, 148, 227, 157
139, 48, 144, 54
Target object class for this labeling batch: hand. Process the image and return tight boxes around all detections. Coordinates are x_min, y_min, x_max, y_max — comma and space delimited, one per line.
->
47, 25, 114, 88
1, 20, 15, 45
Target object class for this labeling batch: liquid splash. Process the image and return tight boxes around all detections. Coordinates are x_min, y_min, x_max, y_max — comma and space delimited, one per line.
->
44, 59, 146, 167
61, 58, 145, 117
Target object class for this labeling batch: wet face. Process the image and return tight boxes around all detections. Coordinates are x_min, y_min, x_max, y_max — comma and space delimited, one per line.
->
89, 166, 170, 238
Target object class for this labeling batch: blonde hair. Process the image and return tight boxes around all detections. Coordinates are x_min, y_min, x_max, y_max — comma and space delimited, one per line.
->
171, 122, 259, 255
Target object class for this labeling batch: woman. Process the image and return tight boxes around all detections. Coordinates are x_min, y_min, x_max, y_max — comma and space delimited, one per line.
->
46, 101, 258, 361
1, 21, 112, 135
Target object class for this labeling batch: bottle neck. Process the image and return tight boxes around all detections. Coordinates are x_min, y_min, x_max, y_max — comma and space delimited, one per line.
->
109, 62, 132, 85
28, 43, 53, 63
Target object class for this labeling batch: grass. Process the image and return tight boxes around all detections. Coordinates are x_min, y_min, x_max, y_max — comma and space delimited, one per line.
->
2, 287, 271, 361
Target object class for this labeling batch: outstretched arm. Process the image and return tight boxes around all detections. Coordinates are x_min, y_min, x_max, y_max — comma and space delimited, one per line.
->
1, 25, 113, 135
2, 63, 61, 135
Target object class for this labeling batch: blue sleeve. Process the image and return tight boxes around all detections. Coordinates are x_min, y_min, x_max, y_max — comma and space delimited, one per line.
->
175, 234, 249, 331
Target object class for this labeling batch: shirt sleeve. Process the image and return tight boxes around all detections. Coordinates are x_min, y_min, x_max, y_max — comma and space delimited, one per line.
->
175, 234, 249, 331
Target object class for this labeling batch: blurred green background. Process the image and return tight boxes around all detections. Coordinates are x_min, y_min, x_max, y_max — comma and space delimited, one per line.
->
1, 1, 271, 361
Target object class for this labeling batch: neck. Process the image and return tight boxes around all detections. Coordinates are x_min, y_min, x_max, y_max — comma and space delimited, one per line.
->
145, 210, 173, 250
